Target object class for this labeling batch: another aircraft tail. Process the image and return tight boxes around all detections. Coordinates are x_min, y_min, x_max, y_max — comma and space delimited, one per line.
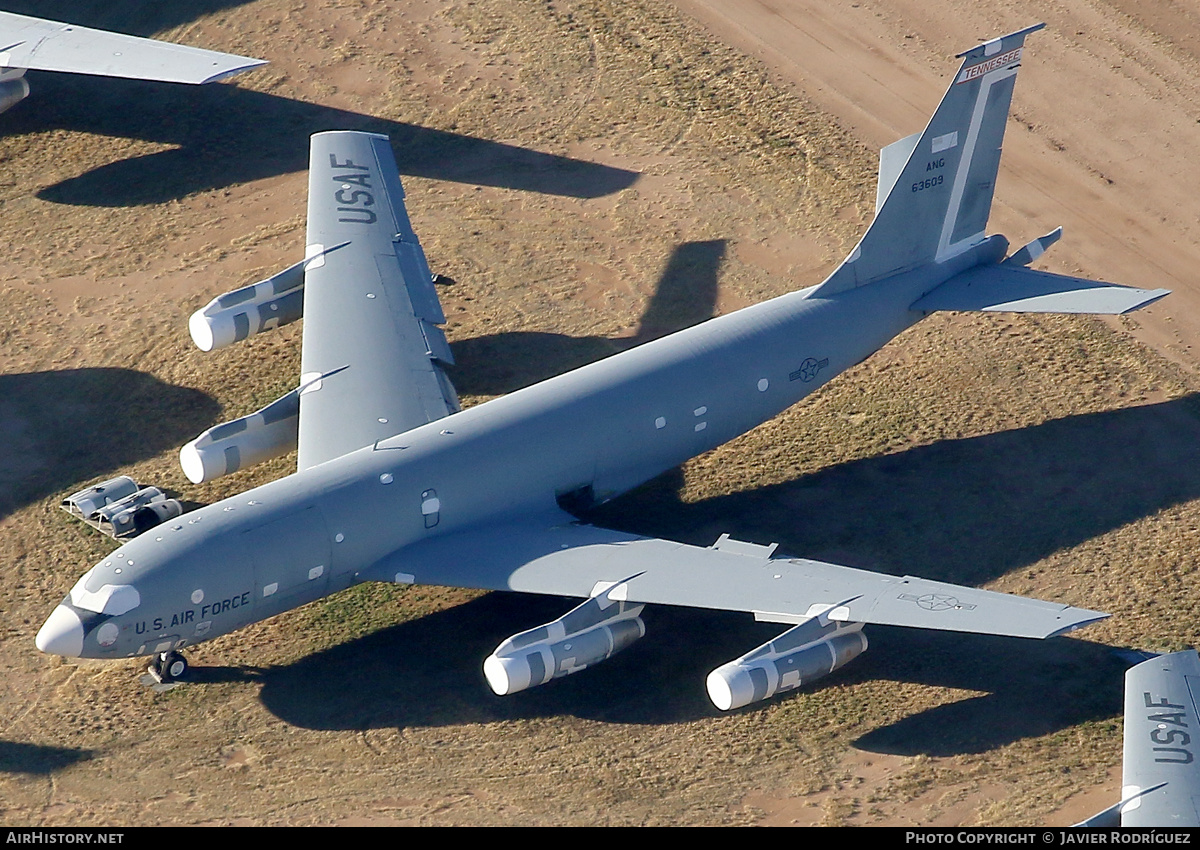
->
814, 25, 1043, 296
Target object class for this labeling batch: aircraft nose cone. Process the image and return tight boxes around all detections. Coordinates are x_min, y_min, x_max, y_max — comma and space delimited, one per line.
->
35, 605, 84, 657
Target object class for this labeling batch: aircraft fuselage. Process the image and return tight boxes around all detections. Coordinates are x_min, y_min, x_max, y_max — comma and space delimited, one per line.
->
39, 236, 1007, 661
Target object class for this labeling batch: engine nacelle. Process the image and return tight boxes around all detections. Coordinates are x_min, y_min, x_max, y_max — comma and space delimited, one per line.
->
189, 259, 305, 351
61, 475, 140, 518
94, 487, 183, 538
484, 584, 645, 695
0, 74, 30, 115
706, 616, 867, 711
92, 486, 166, 523
179, 388, 299, 483
115, 499, 184, 538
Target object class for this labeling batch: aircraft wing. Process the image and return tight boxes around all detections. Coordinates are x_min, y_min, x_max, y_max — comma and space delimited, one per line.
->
360, 516, 1105, 638
1116, 650, 1200, 827
0, 12, 265, 83
912, 264, 1169, 315
298, 131, 460, 470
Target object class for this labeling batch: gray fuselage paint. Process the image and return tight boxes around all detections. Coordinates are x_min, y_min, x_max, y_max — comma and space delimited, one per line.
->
67, 238, 1003, 659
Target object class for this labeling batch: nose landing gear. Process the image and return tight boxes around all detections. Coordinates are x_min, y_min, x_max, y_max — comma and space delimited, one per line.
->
147, 651, 188, 684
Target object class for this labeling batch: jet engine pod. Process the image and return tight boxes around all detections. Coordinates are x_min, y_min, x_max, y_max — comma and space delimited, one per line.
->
0, 75, 30, 115
706, 617, 867, 711
189, 259, 305, 351
92, 486, 166, 523
180, 388, 299, 483
61, 475, 140, 518
484, 589, 645, 695
105, 495, 184, 538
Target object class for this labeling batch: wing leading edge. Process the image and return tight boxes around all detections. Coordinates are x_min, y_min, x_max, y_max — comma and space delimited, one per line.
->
298, 131, 460, 470
360, 516, 1105, 640
0, 12, 265, 84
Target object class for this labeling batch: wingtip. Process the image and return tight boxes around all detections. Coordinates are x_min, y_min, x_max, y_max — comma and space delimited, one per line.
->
1119, 288, 1171, 314
198, 57, 268, 84
1046, 609, 1109, 638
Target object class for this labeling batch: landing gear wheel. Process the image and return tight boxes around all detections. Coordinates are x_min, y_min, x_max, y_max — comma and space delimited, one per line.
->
164, 652, 188, 680
149, 651, 188, 683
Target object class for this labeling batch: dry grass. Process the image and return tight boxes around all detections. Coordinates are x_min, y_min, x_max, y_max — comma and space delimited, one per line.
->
0, 0, 1197, 826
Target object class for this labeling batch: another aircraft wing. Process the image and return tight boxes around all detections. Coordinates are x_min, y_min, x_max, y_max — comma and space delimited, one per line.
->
1116, 650, 1200, 827
0, 12, 265, 83
360, 515, 1105, 638
912, 265, 1169, 315
298, 131, 460, 470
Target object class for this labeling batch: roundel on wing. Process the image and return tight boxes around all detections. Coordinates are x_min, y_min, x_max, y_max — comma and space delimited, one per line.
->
915, 593, 960, 611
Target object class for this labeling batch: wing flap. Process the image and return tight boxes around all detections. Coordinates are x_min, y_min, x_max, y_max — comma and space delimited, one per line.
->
912, 264, 1169, 315
0, 12, 264, 83
298, 132, 459, 470
361, 519, 1106, 639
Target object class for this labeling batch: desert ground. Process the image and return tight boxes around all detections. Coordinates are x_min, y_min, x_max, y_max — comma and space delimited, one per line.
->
1, 0, 1199, 827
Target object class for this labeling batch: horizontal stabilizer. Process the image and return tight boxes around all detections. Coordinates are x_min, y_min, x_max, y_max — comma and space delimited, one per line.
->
911, 265, 1169, 315
362, 518, 1107, 640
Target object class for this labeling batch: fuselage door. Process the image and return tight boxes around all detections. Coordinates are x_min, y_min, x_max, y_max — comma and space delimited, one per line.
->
243, 505, 333, 618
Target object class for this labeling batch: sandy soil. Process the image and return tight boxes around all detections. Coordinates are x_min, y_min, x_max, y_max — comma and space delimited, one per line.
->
1, 0, 1199, 827
672, 0, 1200, 379
668, 0, 1200, 825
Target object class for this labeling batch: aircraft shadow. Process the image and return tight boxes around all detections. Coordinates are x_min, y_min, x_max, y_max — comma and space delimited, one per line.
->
250, 393, 1200, 752
5, 77, 639, 206
248, 583, 1125, 749
253, 592, 782, 731
588, 394, 1200, 588
10, 1, 1154, 758
0, 1, 259, 36
0, 369, 219, 520
0, 739, 92, 774
449, 240, 725, 396
845, 627, 1127, 756
579, 394, 1200, 751
4, 2, 638, 202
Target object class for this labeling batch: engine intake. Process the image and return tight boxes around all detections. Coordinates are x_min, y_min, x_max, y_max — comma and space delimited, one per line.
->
484, 582, 645, 695
0, 74, 30, 115
61, 478, 183, 539
93, 487, 183, 538
180, 388, 299, 483
706, 614, 867, 710
189, 259, 305, 351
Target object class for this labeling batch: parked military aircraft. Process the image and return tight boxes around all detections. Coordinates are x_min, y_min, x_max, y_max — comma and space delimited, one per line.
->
1076, 650, 1200, 827
37, 25, 1170, 708
0, 11, 264, 114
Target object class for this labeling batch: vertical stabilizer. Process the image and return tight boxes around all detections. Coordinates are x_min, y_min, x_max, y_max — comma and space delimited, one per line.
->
876, 133, 920, 216
813, 24, 1044, 296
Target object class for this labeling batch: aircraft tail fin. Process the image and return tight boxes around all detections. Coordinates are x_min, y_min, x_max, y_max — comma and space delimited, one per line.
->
813, 24, 1044, 296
